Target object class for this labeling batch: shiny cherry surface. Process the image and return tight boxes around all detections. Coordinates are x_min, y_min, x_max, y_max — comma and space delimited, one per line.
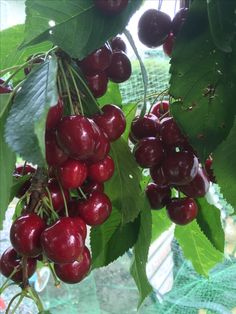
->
106, 51, 131, 83
46, 98, 63, 131
88, 125, 110, 163
88, 155, 114, 183
82, 180, 104, 195
131, 114, 160, 141
110, 36, 127, 52
150, 165, 169, 187
86, 71, 108, 98
160, 117, 186, 147
150, 100, 170, 119
146, 183, 171, 210
45, 130, 68, 167
163, 33, 175, 57
47, 178, 69, 212
166, 197, 198, 225
58, 159, 87, 189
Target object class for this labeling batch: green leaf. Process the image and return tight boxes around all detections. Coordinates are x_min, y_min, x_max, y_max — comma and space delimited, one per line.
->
196, 197, 225, 252
5, 56, 58, 166
213, 117, 236, 212
21, 0, 142, 59
122, 103, 137, 142
0, 94, 16, 229
175, 220, 224, 277
10, 175, 31, 200
130, 208, 153, 308
207, 0, 236, 53
151, 209, 172, 243
98, 82, 122, 107
169, 0, 236, 161
105, 138, 144, 223
90, 208, 140, 269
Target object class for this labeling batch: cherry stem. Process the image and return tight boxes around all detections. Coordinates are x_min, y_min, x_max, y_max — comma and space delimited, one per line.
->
0, 267, 19, 294
148, 88, 169, 114
67, 63, 84, 115
22, 256, 29, 289
5, 292, 23, 314
57, 73, 63, 98
11, 292, 25, 314
57, 180, 69, 217
44, 46, 57, 60
48, 262, 60, 287
78, 187, 87, 200
27, 286, 44, 312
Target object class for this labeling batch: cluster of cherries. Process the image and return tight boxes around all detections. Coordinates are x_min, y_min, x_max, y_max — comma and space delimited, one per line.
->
130, 100, 213, 225
77, 35, 131, 99
138, 7, 189, 57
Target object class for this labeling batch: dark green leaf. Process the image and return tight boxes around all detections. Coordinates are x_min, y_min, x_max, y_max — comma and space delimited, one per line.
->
10, 175, 31, 200
169, 0, 236, 161
151, 209, 172, 243
130, 208, 153, 308
175, 220, 224, 277
21, 0, 142, 59
5, 56, 58, 166
122, 103, 137, 142
196, 197, 225, 252
90, 208, 140, 269
98, 82, 122, 107
213, 117, 236, 212
0, 94, 16, 229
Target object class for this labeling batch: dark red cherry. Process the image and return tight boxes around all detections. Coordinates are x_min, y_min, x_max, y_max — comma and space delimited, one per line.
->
163, 33, 175, 57
82, 180, 104, 195
85, 71, 108, 98
0, 247, 36, 282
94, 0, 128, 16
78, 191, 112, 226
10, 213, 46, 257
58, 159, 87, 189
145, 183, 171, 210
110, 36, 127, 52
40, 217, 84, 264
172, 8, 189, 37
150, 100, 170, 119
138, 9, 171, 48
179, 167, 210, 198
93, 104, 126, 141
166, 197, 198, 225
46, 178, 69, 212
56, 115, 96, 160
162, 151, 199, 185
0, 83, 12, 94
134, 137, 164, 168
150, 165, 169, 187
70, 212, 87, 241
79, 43, 112, 74
24, 56, 44, 75
14, 164, 36, 176
106, 51, 131, 83
131, 114, 160, 141
88, 125, 110, 163
205, 157, 216, 183
45, 130, 68, 167
54, 246, 91, 284
46, 98, 63, 131
88, 155, 114, 183
160, 117, 187, 147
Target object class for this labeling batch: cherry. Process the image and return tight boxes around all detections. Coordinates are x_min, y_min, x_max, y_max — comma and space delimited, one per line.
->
160, 117, 187, 147
146, 183, 171, 210
86, 71, 108, 98
10, 213, 46, 257
14, 164, 36, 176
0, 83, 12, 94
82, 180, 104, 195
40, 217, 84, 264
88, 155, 114, 183
58, 159, 87, 189
45, 130, 68, 167
150, 165, 169, 187
72, 214, 87, 241
110, 36, 127, 53
163, 33, 175, 57
106, 51, 131, 83
172, 8, 189, 37
162, 151, 199, 185
0, 247, 36, 282
93, 104, 126, 141
179, 167, 210, 198
134, 137, 164, 168
46, 98, 63, 131
79, 43, 112, 74
78, 191, 112, 226
88, 124, 110, 163
24, 56, 44, 75
138, 9, 171, 48
205, 157, 216, 183
166, 197, 198, 225
46, 178, 69, 212
54, 246, 91, 284
150, 100, 170, 119
56, 115, 97, 160
94, 0, 128, 16
131, 114, 160, 141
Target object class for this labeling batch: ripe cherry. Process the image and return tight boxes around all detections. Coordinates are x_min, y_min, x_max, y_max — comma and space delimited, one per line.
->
94, 0, 129, 16
205, 157, 216, 183
172, 8, 189, 37
163, 33, 175, 57
93, 104, 126, 141
160, 117, 187, 147
46, 178, 69, 212
46, 98, 63, 131
56, 115, 97, 160
82, 180, 104, 195
110, 36, 127, 53
86, 71, 108, 98
179, 167, 210, 198
14, 164, 36, 176
88, 125, 110, 163
138, 9, 171, 48
58, 159, 87, 189
10, 213, 46, 257
88, 155, 114, 183
79, 43, 112, 74
54, 246, 91, 284
162, 151, 199, 185
0, 247, 36, 282
41, 217, 84, 264
72, 215, 87, 241
78, 191, 112, 226
150, 100, 170, 119
150, 165, 169, 187
146, 183, 171, 210
0, 80, 12, 93
106, 51, 131, 83
166, 197, 198, 225
131, 114, 160, 141
134, 137, 164, 168
45, 130, 68, 167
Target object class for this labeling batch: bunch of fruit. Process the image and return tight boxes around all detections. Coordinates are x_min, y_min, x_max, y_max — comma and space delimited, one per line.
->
130, 100, 212, 225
